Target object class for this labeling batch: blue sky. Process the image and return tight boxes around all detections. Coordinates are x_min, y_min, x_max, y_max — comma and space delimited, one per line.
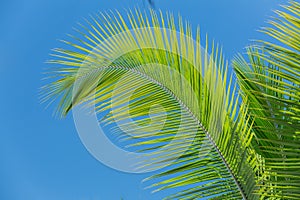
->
0, 0, 287, 199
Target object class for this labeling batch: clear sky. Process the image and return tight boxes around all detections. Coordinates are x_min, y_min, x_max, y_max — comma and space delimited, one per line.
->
0, 0, 287, 199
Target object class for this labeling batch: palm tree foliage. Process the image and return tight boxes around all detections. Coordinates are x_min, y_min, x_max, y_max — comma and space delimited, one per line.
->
233, 1, 300, 199
42, 1, 300, 199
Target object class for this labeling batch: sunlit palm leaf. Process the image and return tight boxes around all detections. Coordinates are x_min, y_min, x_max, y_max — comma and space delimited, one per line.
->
42, 9, 267, 199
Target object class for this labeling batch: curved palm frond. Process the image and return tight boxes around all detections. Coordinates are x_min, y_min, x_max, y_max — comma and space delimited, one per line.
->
233, 1, 300, 199
42, 9, 270, 199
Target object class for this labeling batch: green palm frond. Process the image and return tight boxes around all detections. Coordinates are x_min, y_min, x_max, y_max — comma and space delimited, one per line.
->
41, 8, 288, 200
233, 1, 300, 199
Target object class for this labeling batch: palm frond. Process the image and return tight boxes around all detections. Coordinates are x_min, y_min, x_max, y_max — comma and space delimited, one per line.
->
42, 9, 269, 199
233, 1, 300, 198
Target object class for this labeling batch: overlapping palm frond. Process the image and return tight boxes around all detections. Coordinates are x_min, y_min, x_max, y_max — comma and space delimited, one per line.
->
233, 1, 300, 199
